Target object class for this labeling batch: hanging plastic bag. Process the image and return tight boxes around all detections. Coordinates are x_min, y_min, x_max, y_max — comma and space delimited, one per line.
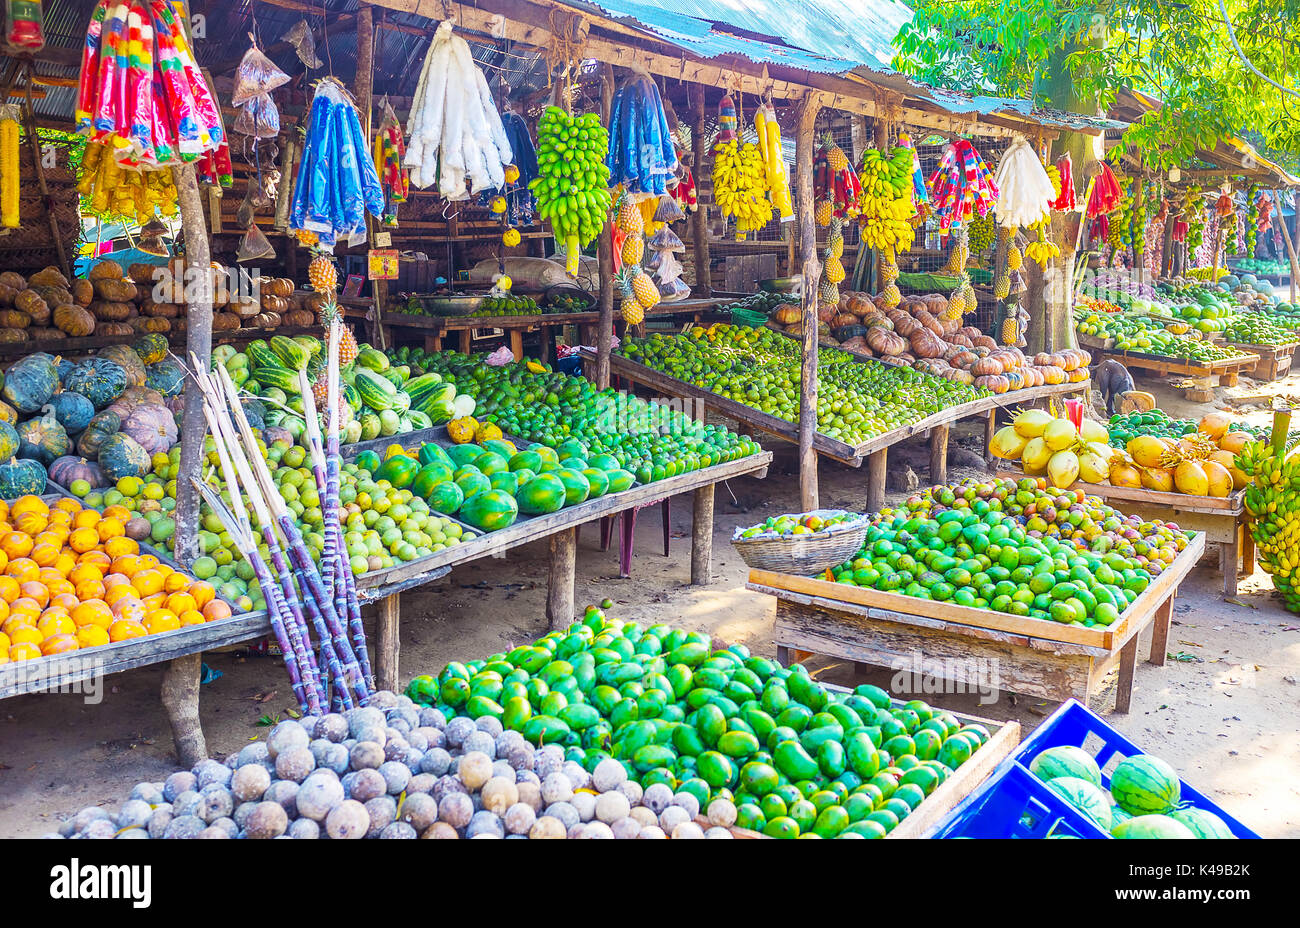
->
648, 224, 685, 253
283, 18, 323, 70
231, 43, 291, 107
233, 93, 281, 138
655, 250, 683, 283
658, 276, 690, 301
236, 223, 275, 262
654, 194, 684, 223
6, 0, 44, 52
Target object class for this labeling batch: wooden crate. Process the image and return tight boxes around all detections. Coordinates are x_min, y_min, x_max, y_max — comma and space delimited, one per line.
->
1225, 341, 1299, 382
747, 531, 1204, 713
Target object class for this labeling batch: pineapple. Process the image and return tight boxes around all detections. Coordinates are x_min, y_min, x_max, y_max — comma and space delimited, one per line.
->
617, 271, 644, 324
1000, 315, 1019, 345
828, 217, 844, 259
882, 283, 901, 307
823, 256, 845, 284
621, 234, 644, 266
308, 254, 338, 294
815, 198, 833, 227
1007, 245, 1023, 271
822, 133, 848, 173
616, 196, 643, 236
819, 278, 839, 307
318, 294, 358, 366
632, 269, 659, 308
994, 272, 1011, 300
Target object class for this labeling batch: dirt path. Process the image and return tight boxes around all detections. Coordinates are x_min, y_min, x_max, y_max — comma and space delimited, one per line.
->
1, 369, 1297, 838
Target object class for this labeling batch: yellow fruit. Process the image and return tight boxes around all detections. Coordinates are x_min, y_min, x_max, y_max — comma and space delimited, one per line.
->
1173, 461, 1209, 496
1079, 419, 1109, 443
1127, 435, 1168, 469
502, 228, 521, 247
1141, 466, 1174, 492
990, 425, 1029, 460
1217, 431, 1250, 454
1047, 450, 1080, 488
1202, 460, 1233, 497
1198, 413, 1231, 440
447, 417, 478, 444
1022, 436, 1052, 472
1077, 450, 1109, 484
1013, 409, 1054, 439
1043, 418, 1078, 451
475, 421, 503, 443
1109, 463, 1142, 488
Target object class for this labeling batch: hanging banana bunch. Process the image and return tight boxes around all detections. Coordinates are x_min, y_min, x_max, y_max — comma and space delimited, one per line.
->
754, 102, 792, 220
0, 104, 18, 229
712, 97, 772, 241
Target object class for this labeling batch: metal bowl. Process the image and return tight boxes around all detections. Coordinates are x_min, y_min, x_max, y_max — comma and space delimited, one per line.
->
757, 277, 800, 293
418, 294, 485, 316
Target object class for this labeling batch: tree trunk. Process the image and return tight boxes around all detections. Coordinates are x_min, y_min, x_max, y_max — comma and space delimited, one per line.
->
794, 93, 823, 511
691, 85, 711, 297
594, 62, 616, 388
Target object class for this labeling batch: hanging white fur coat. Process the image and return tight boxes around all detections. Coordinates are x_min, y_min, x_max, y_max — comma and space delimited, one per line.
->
405, 21, 513, 199
993, 135, 1055, 229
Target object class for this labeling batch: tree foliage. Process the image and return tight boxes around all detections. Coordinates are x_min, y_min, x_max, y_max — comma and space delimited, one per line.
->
893, 0, 1300, 172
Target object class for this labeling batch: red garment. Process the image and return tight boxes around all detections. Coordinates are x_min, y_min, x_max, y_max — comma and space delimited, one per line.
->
1172, 220, 1188, 242
1051, 153, 1076, 211
673, 163, 697, 212
1087, 163, 1122, 217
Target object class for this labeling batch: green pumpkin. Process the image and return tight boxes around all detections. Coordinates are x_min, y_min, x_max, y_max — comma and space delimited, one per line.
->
77, 410, 121, 459
0, 420, 18, 460
0, 456, 47, 498
144, 359, 186, 397
2, 353, 59, 415
63, 358, 129, 410
353, 449, 382, 473
44, 392, 96, 434
135, 333, 168, 365
97, 432, 151, 481
17, 408, 71, 466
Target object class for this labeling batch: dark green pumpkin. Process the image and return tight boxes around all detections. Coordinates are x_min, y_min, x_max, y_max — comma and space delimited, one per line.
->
135, 333, 168, 365
0, 456, 47, 498
2, 353, 60, 414
76, 409, 121, 459
97, 431, 150, 481
64, 358, 129, 409
17, 408, 71, 466
44, 392, 96, 435
144, 359, 185, 397
0, 420, 18, 460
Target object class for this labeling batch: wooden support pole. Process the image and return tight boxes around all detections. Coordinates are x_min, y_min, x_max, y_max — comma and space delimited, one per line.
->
18, 64, 69, 280
794, 92, 823, 512
1160, 209, 1177, 279
376, 593, 400, 692
929, 425, 950, 486
356, 5, 390, 351
161, 653, 206, 768
595, 62, 616, 388
1274, 190, 1300, 305
866, 448, 887, 512
691, 484, 715, 584
691, 85, 712, 297
173, 163, 213, 569
546, 528, 577, 629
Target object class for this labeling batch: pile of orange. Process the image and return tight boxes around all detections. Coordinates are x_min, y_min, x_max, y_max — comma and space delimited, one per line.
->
0, 496, 232, 664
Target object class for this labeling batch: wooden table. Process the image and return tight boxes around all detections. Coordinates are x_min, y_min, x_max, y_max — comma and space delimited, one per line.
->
1086, 344, 1259, 402
999, 469, 1252, 596
1224, 340, 1300, 381
588, 349, 1088, 510
381, 299, 726, 362
746, 531, 1205, 713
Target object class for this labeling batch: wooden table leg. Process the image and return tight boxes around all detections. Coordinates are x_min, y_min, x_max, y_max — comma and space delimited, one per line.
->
161, 653, 206, 768
984, 410, 997, 465
376, 593, 400, 693
509, 328, 524, 361
1241, 521, 1255, 578
424, 336, 440, 353
1148, 595, 1173, 666
546, 528, 577, 630
539, 325, 554, 363
691, 483, 715, 585
929, 424, 950, 486
1114, 635, 1140, 713
1221, 532, 1240, 597
866, 449, 887, 512
458, 329, 472, 354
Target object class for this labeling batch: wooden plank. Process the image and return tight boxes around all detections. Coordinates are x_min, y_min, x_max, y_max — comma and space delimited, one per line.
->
890, 716, 1021, 839
375, 594, 401, 693
996, 468, 1245, 515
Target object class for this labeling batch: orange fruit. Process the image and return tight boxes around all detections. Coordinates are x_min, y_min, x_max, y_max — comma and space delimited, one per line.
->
8, 625, 42, 646
44, 577, 73, 598
36, 613, 75, 638
73, 509, 101, 529
0, 532, 33, 560
102, 504, 131, 522
111, 599, 145, 623
30, 543, 60, 568
0, 630, 8, 651
5, 558, 37, 582
51, 552, 77, 577
97, 517, 126, 542
38, 605, 70, 626
165, 592, 197, 615
202, 600, 233, 622
163, 570, 189, 594
9, 642, 41, 661
104, 583, 137, 605
111, 555, 141, 577
104, 536, 138, 558
0, 576, 18, 603
51, 592, 80, 612
71, 600, 114, 629
40, 633, 79, 655
78, 549, 112, 571
76, 625, 110, 648
18, 581, 48, 608
132, 569, 165, 597
144, 610, 180, 634
0, 599, 8, 623
9, 596, 40, 618
69, 563, 103, 585
136, 555, 160, 571
75, 579, 106, 601
0, 499, 9, 521
141, 591, 167, 610
1, 614, 33, 636
10, 495, 49, 519
53, 497, 81, 515
108, 619, 147, 642
68, 527, 100, 554
178, 609, 205, 627
188, 581, 216, 608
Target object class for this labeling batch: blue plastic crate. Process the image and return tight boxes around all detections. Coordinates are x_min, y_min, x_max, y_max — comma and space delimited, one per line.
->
932, 762, 1110, 838
555, 355, 584, 376
931, 699, 1260, 838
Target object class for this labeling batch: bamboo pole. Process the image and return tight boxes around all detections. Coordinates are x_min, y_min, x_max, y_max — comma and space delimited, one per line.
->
691, 84, 712, 297
794, 92, 823, 511
595, 62, 616, 388
172, 163, 213, 569
1275, 189, 1300, 304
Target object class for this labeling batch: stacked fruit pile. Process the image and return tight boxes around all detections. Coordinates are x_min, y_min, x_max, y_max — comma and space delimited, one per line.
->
1106, 409, 1198, 447
1027, 744, 1237, 838
825, 477, 1192, 626
737, 511, 861, 539
1219, 313, 1298, 347
0, 494, 231, 664
994, 408, 1248, 497
1074, 311, 1254, 363
621, 324, 988, 446
1, 341, 183, 496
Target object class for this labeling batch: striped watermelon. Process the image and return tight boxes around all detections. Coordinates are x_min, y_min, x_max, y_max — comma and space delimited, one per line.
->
1171, 808, 1236, 839
1110, 755, 1181, 815
353, 369, 399, 410
1045, 776, 1112, 830
1029, 745, 1103, 788
1112, 814, 1196, 839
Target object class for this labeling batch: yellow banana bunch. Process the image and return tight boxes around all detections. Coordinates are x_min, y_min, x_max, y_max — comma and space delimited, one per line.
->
713, 137, 772, 240
755, 105, 792, 220
77, 142, 179, 223
856, 146, 915, 252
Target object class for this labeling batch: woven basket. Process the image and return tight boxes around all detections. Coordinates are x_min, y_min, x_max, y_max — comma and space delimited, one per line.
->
731, 509, 869, 576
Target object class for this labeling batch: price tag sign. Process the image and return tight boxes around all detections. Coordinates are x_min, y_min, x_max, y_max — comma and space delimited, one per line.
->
368, 249, 399, 280
374, 231, 392, 247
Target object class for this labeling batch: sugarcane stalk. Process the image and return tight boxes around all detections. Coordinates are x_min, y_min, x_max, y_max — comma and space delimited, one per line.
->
212, 362, 370, 702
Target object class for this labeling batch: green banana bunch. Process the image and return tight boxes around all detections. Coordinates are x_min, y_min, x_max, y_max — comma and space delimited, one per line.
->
529, 106, 613, 248
1241, 431, 1300, 611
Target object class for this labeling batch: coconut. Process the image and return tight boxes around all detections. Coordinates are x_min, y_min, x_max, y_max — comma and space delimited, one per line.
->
990, 425, 1029, 460
324, 799, 370, 839
1013, 408, 1054, 438
1021, 436, 1052, 473
1047, 450, 1080, 488
1198, 412, 1230, 440
1077, 450, 1109, 484
1217, 430, 1250, 455
1127, 435, 1168, 469
1109, 463, 1142, 488
1202, 460, 1232, 497
1043, 418, 1078, 452
1079, 418, 1109, 443
1173, 461, 1209, 496
1141, 466, 1174, 492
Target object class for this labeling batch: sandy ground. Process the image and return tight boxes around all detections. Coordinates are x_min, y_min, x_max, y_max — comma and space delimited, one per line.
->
2, 365, 1299, 838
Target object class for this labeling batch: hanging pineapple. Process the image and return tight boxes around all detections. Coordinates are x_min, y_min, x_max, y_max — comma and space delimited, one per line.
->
616, 192, 644, 236
819, 277, 840, 308
617, 269, 644, 325
621, 234, 644, 266
815, 198, 833, 227
1007, 243, 1023, 271
828, 218, 845, 259
308, 254, 339, 294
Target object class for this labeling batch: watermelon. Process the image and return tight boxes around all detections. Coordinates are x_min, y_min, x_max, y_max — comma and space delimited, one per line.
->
459, 489, 519, 532
1111, 814, 1196, 839
517, 474, 566, 515
554, 468, 590, 507
1028, 745, 1103, 788
411, 382, 458, 423
1110, 755, 1181, 815
1045, 776, 1112, 830
1171, 807, 1236, 839
354, 369, 399, 410
270, 335, 310, 369
427, 481, 464, 515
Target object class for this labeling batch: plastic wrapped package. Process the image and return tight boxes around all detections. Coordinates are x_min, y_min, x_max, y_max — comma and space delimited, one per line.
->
653, 193, 684, 223
7, 0, 44, 51
658, 276, 690, 301
233, 92, 281, 138
648, 224, 685, 253
654, 249, 683, 283
283, 18, 323, 69
230, 45, 291, 106
236, 223, 275, 262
